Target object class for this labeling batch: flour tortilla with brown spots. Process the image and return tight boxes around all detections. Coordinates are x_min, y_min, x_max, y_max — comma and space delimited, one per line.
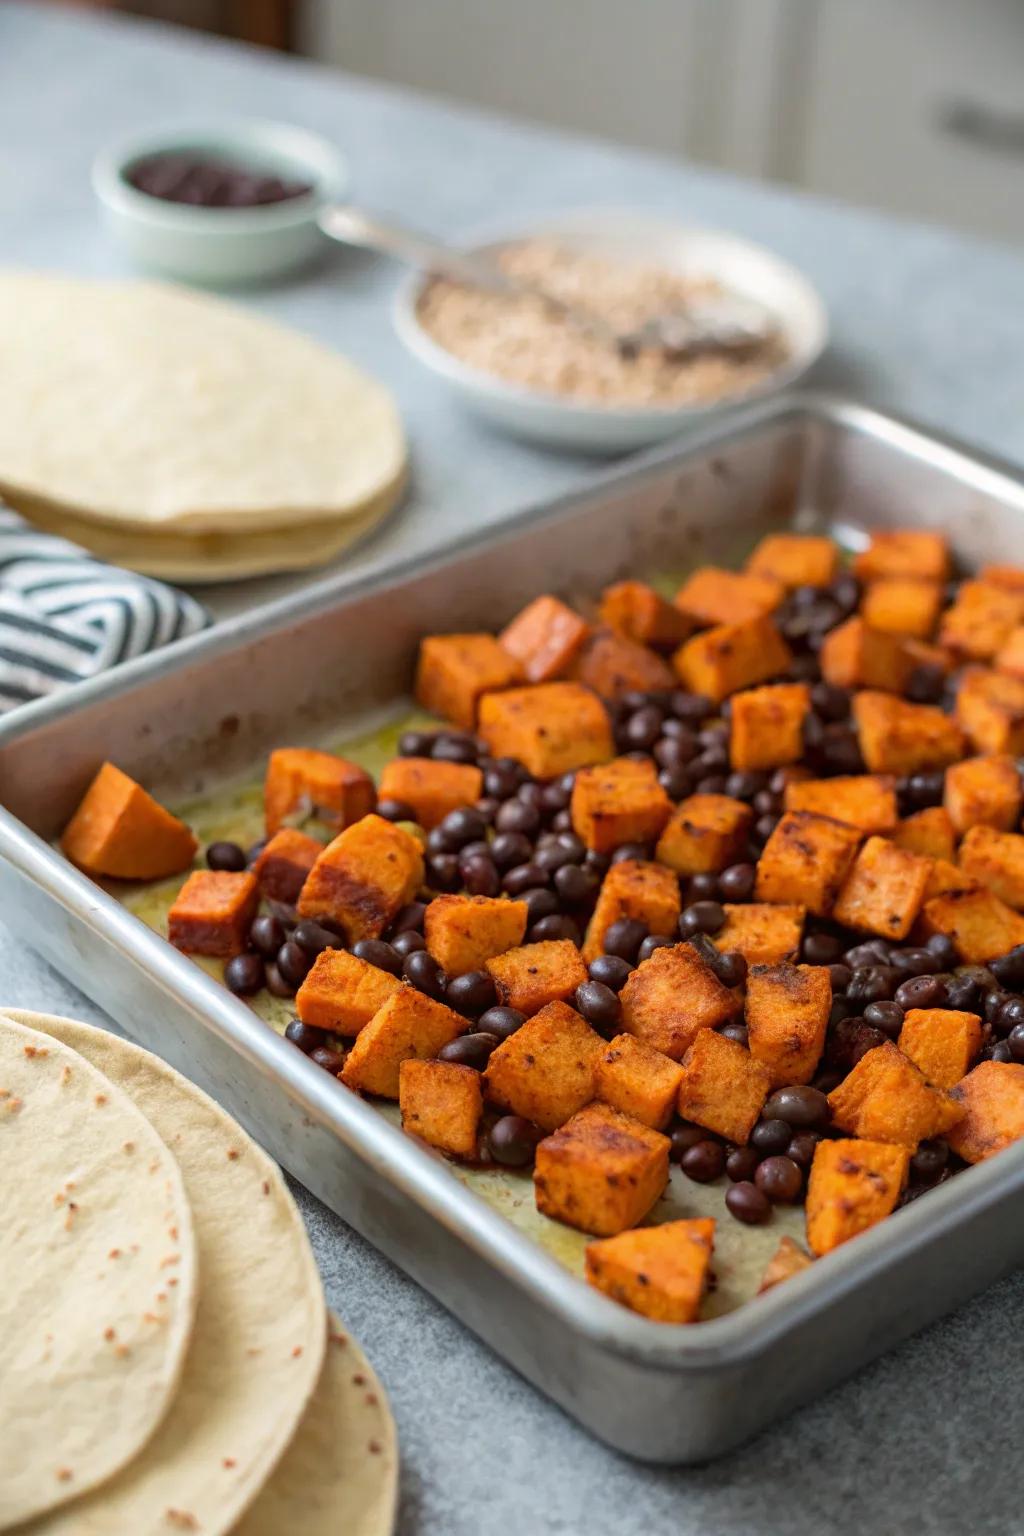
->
0, 1017, 197, 1530
8, 1012, 325, 1536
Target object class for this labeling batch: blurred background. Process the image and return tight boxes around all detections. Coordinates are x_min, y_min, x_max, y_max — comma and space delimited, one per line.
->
59, 0, 1024, 244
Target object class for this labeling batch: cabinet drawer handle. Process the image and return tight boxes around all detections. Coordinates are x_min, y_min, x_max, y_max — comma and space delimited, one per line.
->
936, 99, 1024, 157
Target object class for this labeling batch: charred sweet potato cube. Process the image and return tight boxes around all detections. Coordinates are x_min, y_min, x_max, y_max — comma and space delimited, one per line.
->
940, 580, 1024, 661
295, 948, 401, 1036
377, 757, 483, 831
898, 1007, 982, 1091
655, 793, 753, 876
819, 617, 913, 693
340, 987, 464, 1099
415, 633, 522, 729
485, 939, 587, 1016
959, 825, 1024, 909
827, 1040, 963, 1147
715, 903, 805, 966
620, 943, 737, 1059
784, 774, 898, 834
956, 666, 1024, 755
297, 814, 425, 942
251, 828, 323, 904
853, 530, 949, 584
582, 859, 681, 963
533, 1102, 670, 1236
754, 811, 862, 917
399, 1058, 483, 1159
946, 1061, 1024, 1163
598, 580, 693, 649
805, 1137, 910, 1257
995, 626, 1024, 681
832, 835, 931, 941
944, 753, 1022, 834
729, 683, 810, 772
745, 533, 838, 591
424, 893, 528, 976
919, 887, 1024, 963
892, 806, 956, 863
477, 682, 613, 779
168, 870, 259, 958
570, 757, 672, 854
264, 748, 375, 837
674, 566, 783, 626
498, 594, 591, 683
981, 564, 1024, 591
673, 615, 792, 704
758, 1235, 813, 1294
586, 1218, 715, 1323
61, 761, 197, 880
595, 1034, 684, 1130
745, 963, 831, 1087
676, 1028, 772, 1143
853, 691, 965, 775
923, 858, 976, 901
572, 628, 674, 700
483, 1000, 604, 1131
860, 578, 943, 639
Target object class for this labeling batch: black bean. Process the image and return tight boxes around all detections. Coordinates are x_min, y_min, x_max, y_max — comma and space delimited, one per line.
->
446, 970, 498, 1018
686, 932, 721, 970
829, 995, 857, 1028
518, 887, 558, 926
718, 1021, 749, 1047
477, 1006, 526, 1040
655, 733, 697, 770
911, 1139, 950, 1183
711, 950, 748, 988
638, 933, 675, 963
554, 864, 600, 905
250, 913, 286, 958
658, 767, 694, 801
623, 706, 664, 750
351, 938, 402, 975
985, 989, 1010, 1026
786, 1131, 820, 1168
894, 974, 948, 1011
588, 954, 633, 991
391, 930, 427, 958
990, 944, 1024, 989
246, 839, 268, 866
828, 963, 853, 994
999, 997, 1024, 1035
670, 1122, 707, 1160
399, 728, 437, 757
753, 788, 782, 817
905, 771, 945, 809
483, 763, 522, 800
611, 842, 653, 865
206, 839, 247, 872
819, 727, 865, 775
489, 832, 532, 871
906, 664, 946, 705
863, 1000, 904, 1039
437, 807, 488, 850
460, 853, 502, 898
925, 932, 959, 968
763, 1085, 830, 1129
495, 799, 542, 837
540, 780, 572, 813
503, 862, 550, 896
388, 901, 426, 937
830, 573, 861, 614
438, 1031, 500, 1070
265, 962, 295, 997
670, 691, 713, 722
889, 946, 935, 977
989, 1040, 1014, 1063
225, 952, 265, 996
403, 949, 447, 1000
845, 938, 892, 967
433, 732, 479, 764
851, 1024, 888, 1064
517, 781, 546, 810
751, 813, 779, 847
574, 980, 621, 1031
680, 1139, 725, 1183
277, 938, 313, 986
534, 842, 575, 876
755, 1154, 803, 1203
801, 931, 843, 965
425, 853, 459, 892
679, 901, 726, 937
944, 973, 981, 1011
475, 796, 500, 825
488, 1115, 542, 1167
685, 873, 719, 904
725, 1180, 772, 1225
376, 796, 417, 824
1008, 1023, 1024, 1062
603, 918, 648, 962
725, 1146, 761, 1182
810, 682, 850, 721
812, 1069, 844, 1095
847, 965, 899, 1004
719, 863, 756, 902
530, 914, 581, 945
293, 918, 340, 957
724, 770, 767, 802
750, 1117, 793, 1155
310, 1044, 346, 1074
284, 1017, 319, 1053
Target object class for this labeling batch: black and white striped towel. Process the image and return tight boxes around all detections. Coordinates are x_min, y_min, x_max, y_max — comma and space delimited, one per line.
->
0, 507, 210, 711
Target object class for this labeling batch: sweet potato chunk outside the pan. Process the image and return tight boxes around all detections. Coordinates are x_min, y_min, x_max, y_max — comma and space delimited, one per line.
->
478, 682, 613, 779
297, 814, 424, 943
377, 757, 482, 831
586, 1218, 715, 1323
415, 633, 522, 729
341, 987, 463, 1100
251, 828, 323, 904
399, 1058, 482, 1159
498, 594, 591, 683
805, 1137, 910, 1257
424, 893, 528, 976
483, 1000, 604, 1132
534, 1102, 670, 1236
61, 761, 197, 880
264, 747, 375, 837
295, 948, 401, 1036
168, 869, 259, 958
570, 756, 672, 854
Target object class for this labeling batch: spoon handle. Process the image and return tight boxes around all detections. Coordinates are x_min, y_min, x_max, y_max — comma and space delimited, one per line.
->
317, 205, 519, 294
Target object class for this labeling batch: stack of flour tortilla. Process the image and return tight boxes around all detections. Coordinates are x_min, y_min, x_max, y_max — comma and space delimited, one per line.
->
0, 274, 408, 582
0, 1011, 397, 1536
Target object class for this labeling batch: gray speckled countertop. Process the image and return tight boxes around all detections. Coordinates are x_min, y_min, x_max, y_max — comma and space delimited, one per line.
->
3, 7, 1024, 1532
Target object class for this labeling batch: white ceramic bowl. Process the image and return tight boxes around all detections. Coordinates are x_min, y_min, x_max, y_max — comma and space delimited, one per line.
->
92, 119, 347, 285
394, 209, 828, 452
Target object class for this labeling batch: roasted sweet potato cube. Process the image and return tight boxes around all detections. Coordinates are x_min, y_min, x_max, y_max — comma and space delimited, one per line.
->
251, 828, 323, 904
853, 691, 965, 775
919, 887, 1024, 963
586, 1218, 715, 1323
674, 566, 783, 626
892, 806, 956, 863
483, 1000, 604, 1131
424, 893, 528, 976
853, 530, 949, 583
946, 1061, 1024, 1163
533, 1102, 670, 1236
167, 870, 259, 958
582, 859, 681, 963
995, 625, 1024, 681
903, 637, 957, 675
939, 580, 1024, 660
61, 761, 197, 880
295, 948, 401, 1036
297, 814, 425, 942
784, 775, 898, 834
415, 633, 522, 729
754, 811, 862, 917
673, 615, 792, 703
745, 533, 838, 590
595, 1034, 684, 1130
832, 835, 931, 941
805, 1137, 910, 1257
981, 564, 1024, 591
758, 1235, 813, 1293
598, 580, 693, 649
620, 943, 737, 1059
572, 628, 674, 700
655, 793, 753, 876
860, 578, 943, 639
477, 682, 613, 779
944, 754, 1022, 834
498, 594, 591, 683
264, 748, 375, 837
745, 963, 831, 1087
827, 1041, 963, 1146
715, 903, 805, 966
376, 757, 483, 831
729, 683, 810, 772
898, 1007, 982, 1091
959, 825, 1024, 910
923, 858, 977, 901
340, 987, 464, 1099
956, 667, 1024, 755
819, 617, 913, 693
399, 1058, 483, 1158
570, 757, 672, 854
676, 1029, 771, 1143
485, 939, 588, 1016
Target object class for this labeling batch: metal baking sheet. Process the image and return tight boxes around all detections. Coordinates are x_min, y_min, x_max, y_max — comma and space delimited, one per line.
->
2, 392, 1024, 1463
